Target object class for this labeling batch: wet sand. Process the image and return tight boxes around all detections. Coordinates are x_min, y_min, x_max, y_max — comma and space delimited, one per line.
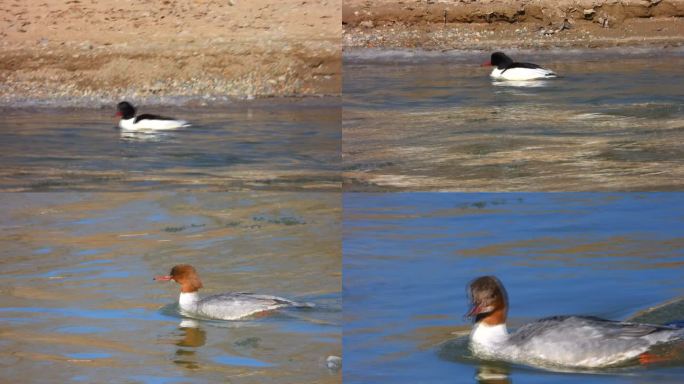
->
1, 0, 340, 105
0, 192, 341, 383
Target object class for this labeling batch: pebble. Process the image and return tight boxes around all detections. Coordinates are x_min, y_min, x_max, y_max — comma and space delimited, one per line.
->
359, 20, 374, 29
326, 355, 341, 371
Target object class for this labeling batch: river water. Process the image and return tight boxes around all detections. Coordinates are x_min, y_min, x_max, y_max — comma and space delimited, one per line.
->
0, 98, 340, 191
0, 192, 341, 383
343, 192, 684, 383
344, 48, 684, 191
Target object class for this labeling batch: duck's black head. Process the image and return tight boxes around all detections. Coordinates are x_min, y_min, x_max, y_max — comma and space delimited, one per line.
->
489, 52, 514, 69
116, 101, 136, 119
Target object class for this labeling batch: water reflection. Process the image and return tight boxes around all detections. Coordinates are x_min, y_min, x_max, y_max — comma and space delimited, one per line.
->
176, 319, 206, 347
119, 129, 179, 143
173, 319, 206, 370
491, 80, 552, 88
475, 364, 512, 384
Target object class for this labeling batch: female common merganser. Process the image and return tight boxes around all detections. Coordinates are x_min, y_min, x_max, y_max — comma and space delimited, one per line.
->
482, 52, 557, 81
154, 264, 312, 320
116, 101, 189, 130
467, 276, 683, 368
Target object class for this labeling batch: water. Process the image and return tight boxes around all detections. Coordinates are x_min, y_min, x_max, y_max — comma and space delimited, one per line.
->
343, 193, 684, 383
0, 98, 340, 191
343, 48, 684, 191
0, 192, 341, 383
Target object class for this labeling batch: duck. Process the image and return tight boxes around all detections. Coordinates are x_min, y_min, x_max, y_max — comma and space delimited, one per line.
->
482, 52, 557, 81
115, 101, 189, 130
466, 276, 683, 368
154, 264, 313, 320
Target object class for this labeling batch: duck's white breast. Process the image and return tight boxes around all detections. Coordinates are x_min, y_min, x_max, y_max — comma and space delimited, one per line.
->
491, 67, 556, 81
119, 118, 188, 130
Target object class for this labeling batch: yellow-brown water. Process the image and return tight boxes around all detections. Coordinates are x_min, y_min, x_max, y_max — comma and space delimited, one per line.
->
0, 192, 341, 383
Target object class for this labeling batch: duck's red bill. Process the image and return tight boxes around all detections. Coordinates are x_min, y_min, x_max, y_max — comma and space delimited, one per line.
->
154, 275, 173, 281
465, 304, 482, 318
115, 111, 122, 117
480, 60, 492, 67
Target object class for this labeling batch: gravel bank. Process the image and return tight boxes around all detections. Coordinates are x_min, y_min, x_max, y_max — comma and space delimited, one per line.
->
0, 0, 340, 106
343, 0, 684, 50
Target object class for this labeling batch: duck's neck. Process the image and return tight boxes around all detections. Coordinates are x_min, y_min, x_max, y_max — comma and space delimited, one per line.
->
471, 309, 509, 347
118, 118, 136, 130
471, 321, 509, 348
178, 291, 200, 312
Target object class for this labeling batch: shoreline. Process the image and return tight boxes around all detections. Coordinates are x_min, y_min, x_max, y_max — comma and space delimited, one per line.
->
0, 0, 340, 107
0, 41, 340, 107
343, 45, 684, 64
343, 0, 684, 50
0, 92, 340, 110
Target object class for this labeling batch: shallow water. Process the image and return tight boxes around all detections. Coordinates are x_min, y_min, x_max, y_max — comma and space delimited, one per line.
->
0, 192, 341, 383
343, 48, 684, 191
0, 98, 340, 191
343, 193, 684, 383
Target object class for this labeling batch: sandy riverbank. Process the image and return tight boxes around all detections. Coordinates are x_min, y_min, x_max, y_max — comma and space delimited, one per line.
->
343, 0, 684, 50
0, 0, 340, 106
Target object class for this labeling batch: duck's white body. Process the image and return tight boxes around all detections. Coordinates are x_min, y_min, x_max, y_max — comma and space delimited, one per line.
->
484, 52, 557, 81
116, 101, 189, 131
177, 291, 310, 320
490, 67, 557, 81
466, 276, 684, 369
470, 315, 683, 368
118, 117, 189, 131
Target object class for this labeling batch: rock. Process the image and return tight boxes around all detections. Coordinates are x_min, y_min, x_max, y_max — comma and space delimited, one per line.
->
583, 9, 595, 20
359, 20, 374, 29
601, 17, 609, 28
326, 355, 341, 371
558, 18, 572, 32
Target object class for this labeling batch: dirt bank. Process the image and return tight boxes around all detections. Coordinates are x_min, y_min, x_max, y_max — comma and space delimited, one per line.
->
0, 0, 340, 106
343, 0, 684, 50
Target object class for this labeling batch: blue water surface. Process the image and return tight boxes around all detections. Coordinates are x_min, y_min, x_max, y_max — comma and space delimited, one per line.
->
343, 193, 684, 384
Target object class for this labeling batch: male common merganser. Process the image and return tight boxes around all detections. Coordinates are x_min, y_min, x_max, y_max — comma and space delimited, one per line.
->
467, 276, 683, 368
116, 101, 190, 130
482, 52, 557, 81
154, 264, 312, 320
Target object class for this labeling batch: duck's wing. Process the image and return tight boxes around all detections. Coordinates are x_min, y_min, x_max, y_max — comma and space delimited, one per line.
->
577, 316, 676, 338
507, 61, 543, 70
134, 113, 178, 123
201, 292, 312, 308
236, 293, 314, 308
511, 315, 675, 342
